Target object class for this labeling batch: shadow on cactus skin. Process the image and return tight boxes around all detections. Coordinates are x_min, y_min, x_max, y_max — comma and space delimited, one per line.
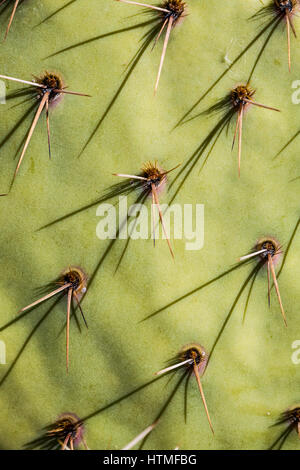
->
0, 0, 24, 40
0, 73, 90, 196
37, 177, 149, 290
0, 293, 64, 387
45, 1, 187, 158
35, 0, 77, 27
142, 257, 253, 322
0, 1, 298, 452
77, 344, 212, 450
0, 83, 41, 168
168, 84, 280, 203
274, 129, 300, 160
0, 267, 88, 386
175, 0, 297, 128
24, 412, 88, 450
142, 236, 292, 365
269, 406, 300, 450
57, 20, 160, 160
275, 215, 300, 279
38, 161, 179, 292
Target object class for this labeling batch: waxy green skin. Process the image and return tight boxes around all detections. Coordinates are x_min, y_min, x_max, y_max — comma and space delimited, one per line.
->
0, 0, 299, 450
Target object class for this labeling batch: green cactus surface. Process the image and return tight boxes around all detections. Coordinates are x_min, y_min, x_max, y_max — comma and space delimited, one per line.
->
0, 0, 299, 450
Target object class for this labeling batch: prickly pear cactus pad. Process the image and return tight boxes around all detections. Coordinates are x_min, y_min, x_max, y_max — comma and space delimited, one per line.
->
0, 0, 299, 451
